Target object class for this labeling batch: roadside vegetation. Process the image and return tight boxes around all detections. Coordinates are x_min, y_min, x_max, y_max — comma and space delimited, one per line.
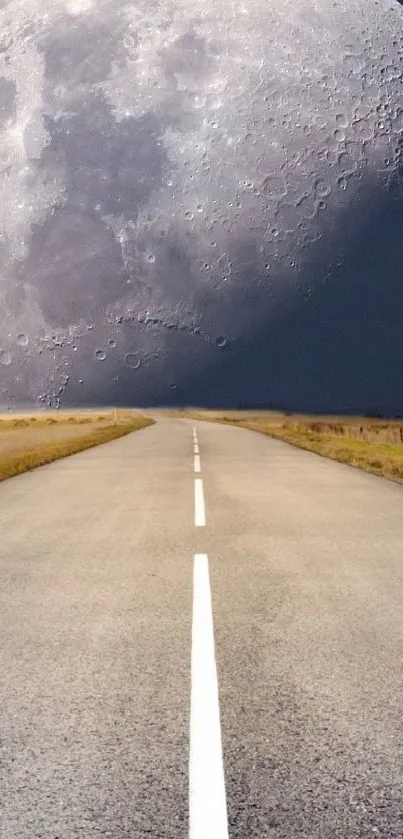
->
0, 410, 154, 484
169, 409, 403, 484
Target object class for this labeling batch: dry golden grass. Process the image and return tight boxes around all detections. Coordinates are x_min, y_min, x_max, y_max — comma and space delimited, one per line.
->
0, 411, 154, 484
170, 409, 403, 484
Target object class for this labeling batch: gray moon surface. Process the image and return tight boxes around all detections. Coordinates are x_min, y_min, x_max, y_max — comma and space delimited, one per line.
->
1, 0, 403, 412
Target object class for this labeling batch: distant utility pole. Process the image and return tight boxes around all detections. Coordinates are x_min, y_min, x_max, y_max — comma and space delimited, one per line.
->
114, 407, 117, 426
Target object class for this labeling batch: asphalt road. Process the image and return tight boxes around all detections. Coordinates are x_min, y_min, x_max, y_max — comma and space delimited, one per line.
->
1, 416, 403, 838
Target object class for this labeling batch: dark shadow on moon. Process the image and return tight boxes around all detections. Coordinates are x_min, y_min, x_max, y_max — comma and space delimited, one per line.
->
0, 77, 16, 129
13, 93, 170, 328
40, 100, 169, 222
38, 11, 129, 88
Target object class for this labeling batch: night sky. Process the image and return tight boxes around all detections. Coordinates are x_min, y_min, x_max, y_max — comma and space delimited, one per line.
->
0, 0, 403, 413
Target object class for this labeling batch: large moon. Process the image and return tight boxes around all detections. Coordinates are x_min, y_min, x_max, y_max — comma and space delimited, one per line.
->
0, 0, 403, 412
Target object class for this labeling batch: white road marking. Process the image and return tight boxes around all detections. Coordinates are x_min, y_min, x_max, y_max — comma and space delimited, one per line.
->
194, 444, 199, 455
189, 553, 228, 839
194, 454, 201, 473
194, 478, 205, 526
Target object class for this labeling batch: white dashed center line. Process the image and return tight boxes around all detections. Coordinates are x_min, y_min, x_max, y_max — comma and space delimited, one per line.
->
189, 553, 229, 839
194, 478, 205, 526
193, 430, 204, 521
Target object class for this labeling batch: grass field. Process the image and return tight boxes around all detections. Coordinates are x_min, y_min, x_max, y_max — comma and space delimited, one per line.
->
0, 409, 154, 484
167, 409, 403, 484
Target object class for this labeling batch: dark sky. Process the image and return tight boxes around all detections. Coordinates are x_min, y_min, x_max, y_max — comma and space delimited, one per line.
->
0, 0, 403, 414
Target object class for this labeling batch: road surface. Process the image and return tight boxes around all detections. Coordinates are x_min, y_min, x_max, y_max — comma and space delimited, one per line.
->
1, 416, 403, 838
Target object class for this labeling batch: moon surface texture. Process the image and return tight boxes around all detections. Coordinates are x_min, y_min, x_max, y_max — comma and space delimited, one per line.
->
1, 0, 403, 411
